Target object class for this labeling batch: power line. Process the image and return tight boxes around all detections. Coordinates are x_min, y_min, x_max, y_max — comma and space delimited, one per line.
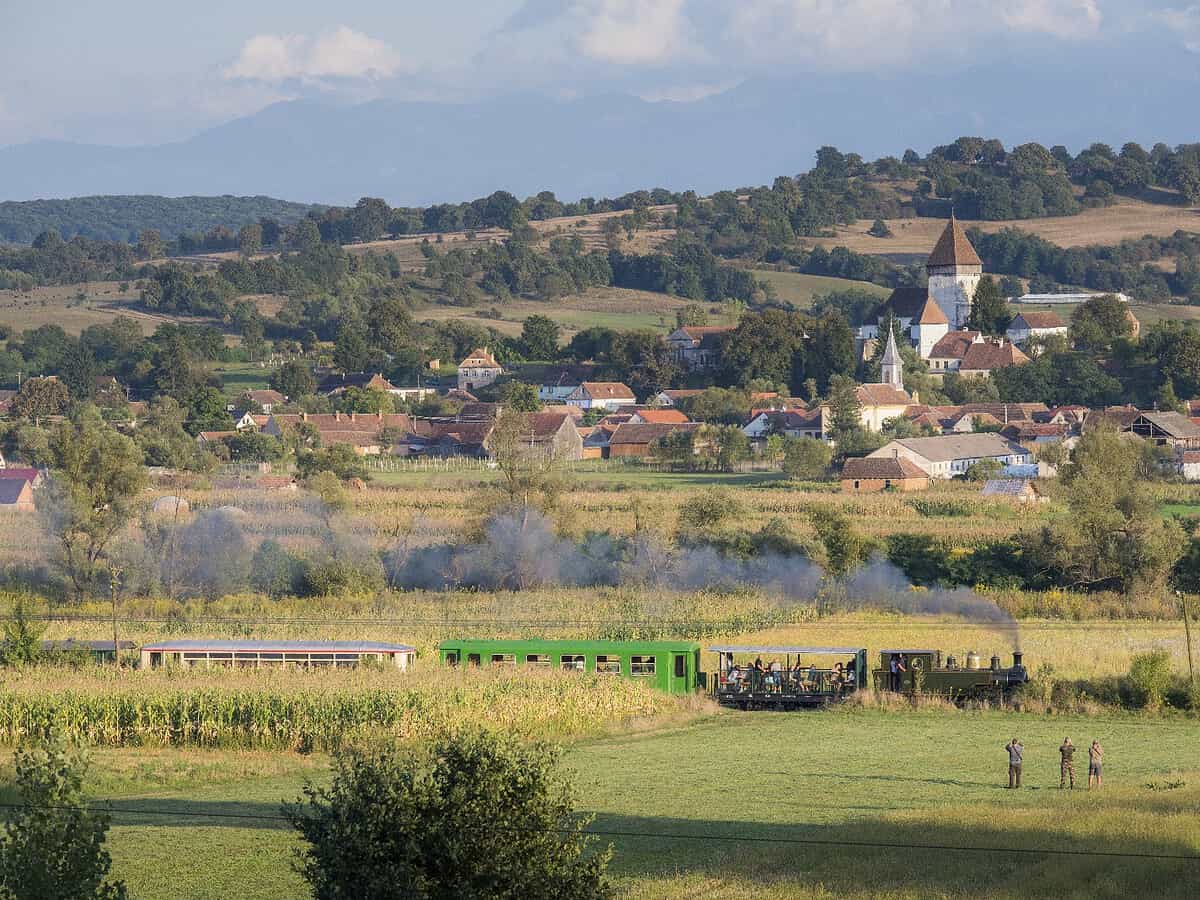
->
0, 803, 1196, 862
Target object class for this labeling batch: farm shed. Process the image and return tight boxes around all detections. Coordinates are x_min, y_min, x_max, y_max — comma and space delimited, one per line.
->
40, 639, 136, 664
981, 479, 1042, 502
140, 640, 417, 670
840, 455, 929, 492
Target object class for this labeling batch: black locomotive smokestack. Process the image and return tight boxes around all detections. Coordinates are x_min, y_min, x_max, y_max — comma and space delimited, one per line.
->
1013, 651, 1023, 668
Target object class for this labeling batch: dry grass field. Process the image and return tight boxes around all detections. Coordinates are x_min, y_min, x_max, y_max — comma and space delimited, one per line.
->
809, 196, 1200, 257
0, 281, 160, 334
415, 285, 735, 337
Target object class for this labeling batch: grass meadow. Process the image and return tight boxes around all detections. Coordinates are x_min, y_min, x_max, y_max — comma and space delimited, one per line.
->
2, 706, 1194, 898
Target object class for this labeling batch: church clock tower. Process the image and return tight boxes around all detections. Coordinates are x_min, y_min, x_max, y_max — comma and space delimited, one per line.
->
926, 214, 982, 330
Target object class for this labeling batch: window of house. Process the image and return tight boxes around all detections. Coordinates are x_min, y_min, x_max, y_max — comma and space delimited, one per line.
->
631, 656, 656, 676
561, 654, 585, 672
595, 655, 621, 674
853, 480, 860, 489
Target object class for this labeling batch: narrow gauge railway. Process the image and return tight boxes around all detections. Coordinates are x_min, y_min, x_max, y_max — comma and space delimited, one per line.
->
436, 639, 1029, 708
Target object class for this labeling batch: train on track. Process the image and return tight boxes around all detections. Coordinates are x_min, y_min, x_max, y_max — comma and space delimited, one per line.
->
437, 639, 1029, 709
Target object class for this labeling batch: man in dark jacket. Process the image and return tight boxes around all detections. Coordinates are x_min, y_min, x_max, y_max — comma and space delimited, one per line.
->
1005, 737, 1024, 788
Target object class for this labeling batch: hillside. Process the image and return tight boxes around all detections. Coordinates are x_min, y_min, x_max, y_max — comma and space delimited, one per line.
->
0, 195, 321, 244
810, 195, 1200, 258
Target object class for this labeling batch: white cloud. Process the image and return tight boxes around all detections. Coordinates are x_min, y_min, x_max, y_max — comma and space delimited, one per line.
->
1002, 0, 1103, 39
1159, 4, 1200, 52
576, 0, 693, 65
725, 1, 1105, 67
224, 26, 403, 83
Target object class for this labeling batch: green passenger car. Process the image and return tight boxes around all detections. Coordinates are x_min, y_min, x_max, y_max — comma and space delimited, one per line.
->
437, 639, 703, 695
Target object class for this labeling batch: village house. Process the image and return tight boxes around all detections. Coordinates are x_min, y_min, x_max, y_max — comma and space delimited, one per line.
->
264, 412, 414, 455
513, 412, 585, 461
1179, 450, 1200, 482
0, 465, 44, 488
1125, 411, 1200, 449
0, 478, 36, 513
531, 364, 595, 402
867, 433, 1032, 479
234, 412, 270, 432
92, 375, 127, 406
317, 372, 397, 397
608, 422, 701, 458
926, 330, 983, 373
651, 389, 704, 407
957, 340, 1030, 377
627, 407, 690, 425
457, 348, 503, 392
239, 389, 286, 413
1006, 311, 1068, 345
401, 421, 494, 458
196, 430, 237, 447
743, 408, 828, 443
840, 455, 929, 493
565, 381, 637, 411
664, 325, 734, 370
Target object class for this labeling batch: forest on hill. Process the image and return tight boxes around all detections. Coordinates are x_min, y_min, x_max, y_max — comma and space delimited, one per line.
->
0, 194, 322, 244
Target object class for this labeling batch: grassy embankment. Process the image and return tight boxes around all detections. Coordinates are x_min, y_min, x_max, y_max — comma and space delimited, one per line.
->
3, 706, 1194, 899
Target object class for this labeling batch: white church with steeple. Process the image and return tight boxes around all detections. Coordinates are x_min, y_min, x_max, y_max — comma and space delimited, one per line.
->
925, 213, 982, 331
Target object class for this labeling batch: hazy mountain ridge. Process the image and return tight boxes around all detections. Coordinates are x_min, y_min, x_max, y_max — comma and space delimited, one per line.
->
2, 46, 1198, 207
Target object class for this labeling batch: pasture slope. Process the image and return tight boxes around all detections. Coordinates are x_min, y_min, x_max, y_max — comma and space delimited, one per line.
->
18, 707, 1196, 898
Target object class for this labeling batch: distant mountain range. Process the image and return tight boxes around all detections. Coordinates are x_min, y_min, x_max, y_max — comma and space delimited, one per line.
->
2, 48, 1198, 207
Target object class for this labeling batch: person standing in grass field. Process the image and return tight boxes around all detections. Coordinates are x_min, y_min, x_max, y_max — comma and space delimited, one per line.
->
1088, 740, 1104, 789
1005, 737, 1024, 788
1059, 737, 1076, 789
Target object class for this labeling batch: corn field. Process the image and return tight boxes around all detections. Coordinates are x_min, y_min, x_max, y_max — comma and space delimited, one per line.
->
0, 666, 680, 750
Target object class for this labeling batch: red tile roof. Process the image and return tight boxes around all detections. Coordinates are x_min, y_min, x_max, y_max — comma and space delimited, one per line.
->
578, 382, 636, 400
841, 456, 928, 480
1012, 311, 1066, 329
856, 384, 911, 406
460, 347, 500, 368
960, 341, 1030, 371
915, 296, 949, 325
927, 215, 982, 268
633, 408, 690, 425
609, 422, 701, 445
929, 330, 982, 359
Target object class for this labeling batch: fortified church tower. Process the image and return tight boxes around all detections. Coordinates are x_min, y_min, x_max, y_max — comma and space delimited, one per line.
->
926, 214, 982, 330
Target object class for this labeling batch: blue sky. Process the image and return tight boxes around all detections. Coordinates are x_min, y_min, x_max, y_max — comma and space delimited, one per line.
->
3, 1, 1199, 148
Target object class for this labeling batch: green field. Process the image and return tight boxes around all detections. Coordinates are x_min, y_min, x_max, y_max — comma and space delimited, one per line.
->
750, 270, 891, 309
41, 707, 1200, 898
367, 463, 790, 490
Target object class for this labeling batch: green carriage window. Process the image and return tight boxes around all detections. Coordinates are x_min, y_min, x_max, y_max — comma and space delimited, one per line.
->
561, 655, 585, 672
526, 654, 551, 666
631, 656, 655, 676
490, 654, 516, 666
674, 655, 686, 678
596, 655, 621, 675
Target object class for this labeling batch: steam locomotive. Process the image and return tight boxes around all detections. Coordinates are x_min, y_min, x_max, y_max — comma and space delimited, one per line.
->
870, 649, 1028, 700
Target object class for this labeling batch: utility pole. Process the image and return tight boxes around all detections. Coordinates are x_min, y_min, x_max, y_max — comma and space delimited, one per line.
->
108, 563, 123, 668
1179, 590, 1197, 698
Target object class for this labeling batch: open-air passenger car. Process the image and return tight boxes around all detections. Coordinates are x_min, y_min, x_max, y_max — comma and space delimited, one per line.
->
708, 645, 869, 710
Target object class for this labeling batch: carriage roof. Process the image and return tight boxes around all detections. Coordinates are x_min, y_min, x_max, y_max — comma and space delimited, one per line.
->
707, 646, 864, 655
